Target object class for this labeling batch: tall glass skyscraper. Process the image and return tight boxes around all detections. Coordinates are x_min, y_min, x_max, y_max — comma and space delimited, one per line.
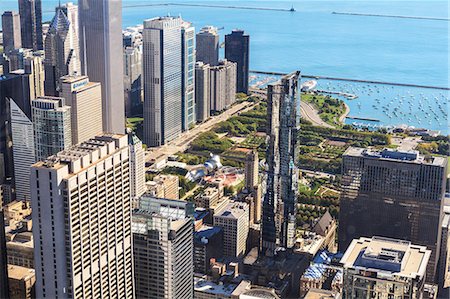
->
181, 21, 196, 131
261, 71, 301, 252
225, 29, 249, 94
142, 17, 183, 147
18, 0, 43, 50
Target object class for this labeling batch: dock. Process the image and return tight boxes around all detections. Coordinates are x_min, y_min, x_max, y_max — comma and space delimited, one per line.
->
315, 89, 357, 99
250, 70, 450, 91
122, 3, 295, 12
346, 116, 380, 122
332, 12, 450, 22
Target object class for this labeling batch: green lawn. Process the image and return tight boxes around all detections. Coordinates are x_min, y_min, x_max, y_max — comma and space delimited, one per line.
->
301, 93, 346, 127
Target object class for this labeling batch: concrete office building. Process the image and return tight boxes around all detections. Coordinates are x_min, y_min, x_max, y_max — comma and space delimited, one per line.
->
194, 225, 223, 273
79, 0, 125, 133
341, 236, 430, 298
7, 265, 35, 299
133, 196, 194, 299
44, 8, 81, 96
245, 149, 259, 191
210, 59, 237, 112
181, 21, 196, 131
225, 30, 249, 94
196, 26, 219, 66
143, 16, 183, 146
439, 203, 450, 293
31, 134, 134, 298
23, 53, 45, 100
32, 97, 72, 161
262, 71, 300, 252
2, 11, 22, 53
18, 0, 43, 50
146, 174, 179, 200
128, 133, 145, 198
123, 43, 143, 117
195, 62, 210, 122
10, 99, 35, 201
59, 75, 103, 144
338, 147, 447, 282
214, 201, 249, 258
0, 205, 8, 299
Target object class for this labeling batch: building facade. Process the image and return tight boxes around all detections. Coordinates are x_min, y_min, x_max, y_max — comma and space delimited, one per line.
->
341, 236, 430, 299
2, 11, 22, 53
32, 97, 72, 161
209, 60, 237, 112
10, 99, 35, 201
79, 0, 125, 133
31, 134, 134, 298
181, 21, 196, 131
143, 17, 183, 147
59, 75, 103, 144
18, 0, 43, 50
195, 62, 210, 122
44, 8, 81, 96
123, 43, 143, 117
224, 30, 249, 94
128, 133, 145, 198
214, 201, 249, 258
196, 26, 219, 66
133, 196, 194, 298
338, 147, 447, 282
262, 71, 300, 252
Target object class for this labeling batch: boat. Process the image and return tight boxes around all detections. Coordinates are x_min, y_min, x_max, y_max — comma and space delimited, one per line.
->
290, 5, 295, 12
300, 80, 317, 92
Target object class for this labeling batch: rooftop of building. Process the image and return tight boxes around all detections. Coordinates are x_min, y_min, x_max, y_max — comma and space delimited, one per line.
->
7, 264, 35, 281
214, 201, 248, 220
33, 134, 127, 172
304, 288, 341, 299
194, 225, 222, 244
340, 236, 430, 279
198, 26, 219, 34
344, 147, 447, 167
194, 276, 238, 296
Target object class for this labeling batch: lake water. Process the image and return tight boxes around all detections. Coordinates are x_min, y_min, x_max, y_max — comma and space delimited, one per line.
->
1, 0, 448, 133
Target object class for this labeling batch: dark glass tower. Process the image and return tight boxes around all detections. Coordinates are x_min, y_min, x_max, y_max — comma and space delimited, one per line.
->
225, 29, 249, 94
338, 147, 447, 282
261, 71, 300, 253
18, 0, 43, 50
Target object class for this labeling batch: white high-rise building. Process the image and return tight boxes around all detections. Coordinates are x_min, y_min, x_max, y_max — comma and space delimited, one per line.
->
59, 75, 103, 144
79, 0, 125, 134
143, 16, 183, 147
128, 133, 145, 198
195, 62, 210, 123
60, 2, 78, 41
210, 59, 237, 112
181, 21, 195, 131
32, 96, 72, 161
10, 99, 35, 201
31, 134, 134, 298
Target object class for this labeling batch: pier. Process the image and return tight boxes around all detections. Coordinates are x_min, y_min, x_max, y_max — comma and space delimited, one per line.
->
122, 3, 295, 12
250, 70, 450, 91
346, 116, 380, 122
315, 89, 357, 99
332, 12, 450, 22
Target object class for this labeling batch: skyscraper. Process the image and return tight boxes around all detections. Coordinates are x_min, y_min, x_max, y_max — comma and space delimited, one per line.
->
133, 196, 194, 298
79, 0, 125, 133
262, 71, 300, 252
181, 21, 196, 131
195, 62, 210, 123
129, 133, 145, 198
338, 147, 447, 282
60, 2, 78, 41
245, 149, 259, 191
31, 134, 134, 298
59, 75, 103, 144
225, 30, 249, 94
196, 26, 219, 66
18, 0, 43, 50
23, 52, 45, 100
0, 205, 9, 299
32, 96, 72, 161
10, 99, 35, 201
143, 17, 183, 147
209, 59, 237, 112
44, 7, 81, 96
2, 11, 22, 53
123, 42, 143, 117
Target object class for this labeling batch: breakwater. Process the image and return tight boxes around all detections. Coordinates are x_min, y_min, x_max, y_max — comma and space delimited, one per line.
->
123, 3, 295, 12
332, 11, 450, 22
250, 70, 450, 91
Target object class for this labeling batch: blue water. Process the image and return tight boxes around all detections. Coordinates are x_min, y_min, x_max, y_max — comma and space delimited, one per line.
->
1, 0, 448, 132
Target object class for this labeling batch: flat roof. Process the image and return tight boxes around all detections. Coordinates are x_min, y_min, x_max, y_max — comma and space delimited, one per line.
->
7, 265, 35, 281
344, 147, 447, 167
194, 277, 237, 296
214, 201, 248, 220
340, 236, 430, 279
